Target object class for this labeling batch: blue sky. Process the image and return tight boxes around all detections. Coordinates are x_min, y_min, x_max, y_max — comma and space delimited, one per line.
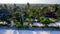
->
0, 0, 60, 4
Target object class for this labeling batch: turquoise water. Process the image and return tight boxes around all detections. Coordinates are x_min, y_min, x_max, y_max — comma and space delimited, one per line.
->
0, 29, 60, 34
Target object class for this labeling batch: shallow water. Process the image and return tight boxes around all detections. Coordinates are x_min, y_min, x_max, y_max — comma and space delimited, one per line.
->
0, 29, 60, 34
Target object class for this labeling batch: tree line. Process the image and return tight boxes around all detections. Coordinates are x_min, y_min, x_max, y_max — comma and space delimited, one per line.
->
0, 3, 60, 28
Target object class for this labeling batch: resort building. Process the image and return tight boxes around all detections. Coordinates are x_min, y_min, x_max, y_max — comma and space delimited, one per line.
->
48, 21, 60, 27
32, 22, 44, 26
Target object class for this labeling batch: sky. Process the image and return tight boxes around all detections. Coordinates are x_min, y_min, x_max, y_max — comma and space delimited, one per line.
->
0, 0, 60, 4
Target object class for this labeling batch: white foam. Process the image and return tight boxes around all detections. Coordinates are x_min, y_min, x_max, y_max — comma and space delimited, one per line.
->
4, 29, 14, 34
32, 31, 37, 34
39, 31, 50, 34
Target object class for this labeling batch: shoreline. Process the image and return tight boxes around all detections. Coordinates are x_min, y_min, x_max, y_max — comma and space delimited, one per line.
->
0, 27, 60, 31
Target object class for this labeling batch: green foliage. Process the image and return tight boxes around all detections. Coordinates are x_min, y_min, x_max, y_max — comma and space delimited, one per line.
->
40, 17, 51, 27
23, 25, 29, 28
0, 24, 3, 27
0, 24, 10, 27
32, 26, 40, 28
25, 18, 32, 24
15, 21, 23, 28
1, 14, 7, 21
55, 9, 60, 17
0, 4, 60, 28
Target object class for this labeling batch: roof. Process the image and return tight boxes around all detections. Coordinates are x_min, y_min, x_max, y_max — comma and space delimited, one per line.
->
32, 23, 44, 26
48, 20, 60, 26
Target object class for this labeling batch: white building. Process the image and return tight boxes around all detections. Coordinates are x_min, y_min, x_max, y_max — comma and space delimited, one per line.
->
0, 21, 7, 24
32, 22, 44, 26
48, 23, 57, 27
23, 22, 44, 27
11, 21, 15, 27
23, 22, 28, 25
0, 22, 4, 24
48, 21, 60, 27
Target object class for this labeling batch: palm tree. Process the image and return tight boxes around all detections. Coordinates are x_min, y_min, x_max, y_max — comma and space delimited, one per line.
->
0, 5, 2, 9
14, 4, 17, 8
2, 4, 8, 9
49, 5, 58, 12
26, 3, 30, 9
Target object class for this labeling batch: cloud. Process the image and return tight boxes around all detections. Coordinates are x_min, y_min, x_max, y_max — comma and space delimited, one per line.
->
0, 0, 60, 4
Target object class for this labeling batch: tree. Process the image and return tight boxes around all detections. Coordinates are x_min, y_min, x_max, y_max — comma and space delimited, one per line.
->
15, 21, 23, 28
55, 9, 60, 17
49, 5, 58, 12
27, 3, 30, 9
40, 17, 51, 27
1, 14, 8, 21
25, 18, 32, 24
42, 6, 50, 16
2, 4, 8, 9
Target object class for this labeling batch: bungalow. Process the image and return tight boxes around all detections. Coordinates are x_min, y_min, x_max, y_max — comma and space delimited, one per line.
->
55, 21, 60, 27
32, 22, 44, 26
0, 21, 7, 24
23, 22, 32, 27
6, 20, 15, 26
23, 22, 28, 25
48, 20, 60, 27
48, 23, 57, 27
10, 21, 15, 27
23, 21, 44, 27
23, 18, 44, 27
30, 18, 38, 22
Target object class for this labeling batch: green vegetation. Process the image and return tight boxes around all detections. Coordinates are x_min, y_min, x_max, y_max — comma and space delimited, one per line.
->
15, 22, 23, 28
40, 17, 51, 27
0, 3, 60, 29
23, 25, 29, 29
